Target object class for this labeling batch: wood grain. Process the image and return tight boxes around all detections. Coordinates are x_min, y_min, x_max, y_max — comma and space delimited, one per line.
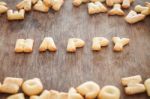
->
0, 0, 150, 99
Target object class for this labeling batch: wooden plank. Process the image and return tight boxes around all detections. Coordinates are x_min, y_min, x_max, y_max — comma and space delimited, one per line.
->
0, 0, 150, 98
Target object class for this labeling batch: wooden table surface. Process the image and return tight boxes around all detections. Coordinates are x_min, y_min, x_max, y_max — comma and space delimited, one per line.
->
0, 0, 150, 99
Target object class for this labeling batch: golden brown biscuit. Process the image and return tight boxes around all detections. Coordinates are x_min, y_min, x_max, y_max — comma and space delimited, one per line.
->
92, 37, 109, 51
0, 83, 20, 94
98, 85, 120, 99
125, 83, 146, 95
33, 0, 49, 12
88, 2, 107, 14
121, 75, 142, 86
22, 78, 44, 96
121, 75, 146, 95
15, 39, 34, 53
44, 0, 64, 11
7, 9, 25, 20
16, 0, 32, 11
3, 77, 23, 87
76, 81, 100, 99
106, 0, 122, 7
39, 37, 57, 52
108, 4, 125, 16
0, 77, 23, 94
67, 38, 85, 52
51, 0, 64, 11
135, 5, 150, 16
0, 1, 8, 14
125, 10, 145, 24
112, 37, 129, 52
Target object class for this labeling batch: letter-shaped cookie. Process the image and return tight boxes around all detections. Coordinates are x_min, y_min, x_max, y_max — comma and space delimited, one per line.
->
73, 0, 89, 6
125, 83, 146, 95
30, 90, 51, 99
39, 37, 57, 52
33, 0, 49, 12
92, 37, 109, 51
15, 39, 34, 53
121, 75, 146, 95
121, 75, 142, 86
7, 93, 25, 99
22, 78, 43, 96
0, 1, 8, 14
112, 37, 129, 52
76, 81, 100, 99
88, 2, 107, 14
16, 0, 32, 11
51, 0, 64, 11
106, 0, 122, 7
108, 4, 125, 16
44, 0, 64, 11
135, 5, 150, 16
144, 78, 150, 96
68, 87, 84, 99
125, 10, 145, 24
3, 77, 23, 86
7, 9, 25, 20
67, 38, 85, 52
0, 77, 23, 94
98, 85, 120, 99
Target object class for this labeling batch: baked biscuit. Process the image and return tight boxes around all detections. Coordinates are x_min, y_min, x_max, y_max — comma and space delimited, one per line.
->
0, 1, 8, 14
112, 37, 129, 52
125, 10, 145, 24
22, 78, 43, 96
108, 4, 125, 16
33, 0, 49, 12
39, 37, 57, 52
67, 38, 85, 52
92, 37, 109, 51
98, 85, 120, 99
7, 9, 25, 20
88, 2, 107, 14
16, 0, 32, 11
76, 81, 100, 99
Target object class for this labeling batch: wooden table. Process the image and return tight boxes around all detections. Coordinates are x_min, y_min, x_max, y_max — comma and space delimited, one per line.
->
0, 0, 150, 99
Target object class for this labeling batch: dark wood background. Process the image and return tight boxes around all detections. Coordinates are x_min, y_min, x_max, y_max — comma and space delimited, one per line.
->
0, 0, 150, 99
